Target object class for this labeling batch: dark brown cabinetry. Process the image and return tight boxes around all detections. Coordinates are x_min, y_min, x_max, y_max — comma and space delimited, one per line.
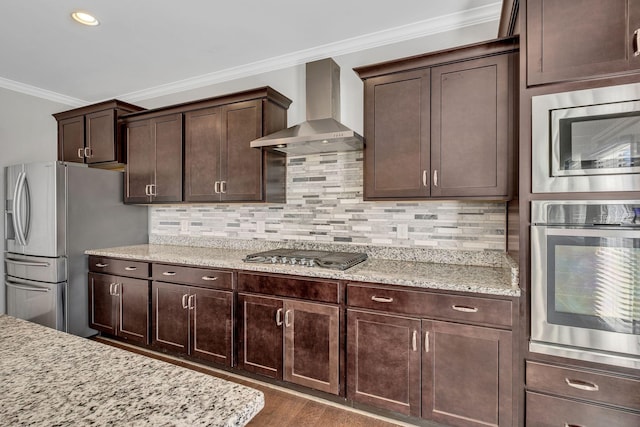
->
237, 272, 341, 395
88, 256, 150, 345
54, 100, 144, 167
356, 38, 517, 201
527, 0, 640, 85
124, 113, 183, 204
151, 264, 233, 366
346, 283, 514, 425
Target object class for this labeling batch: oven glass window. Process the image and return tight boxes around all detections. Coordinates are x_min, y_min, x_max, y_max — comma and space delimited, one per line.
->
556, 111, 640, 175
548, 235, 639, 334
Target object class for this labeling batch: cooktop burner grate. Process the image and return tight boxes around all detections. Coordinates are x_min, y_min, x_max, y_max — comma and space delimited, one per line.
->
243, 249, 367, 270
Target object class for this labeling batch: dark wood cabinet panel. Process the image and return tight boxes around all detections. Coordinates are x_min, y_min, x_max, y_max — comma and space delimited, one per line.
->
431, 54, 513, 198
347, 309, 421, 417
88, 272, 117, 335
58, 116, 85, 164
527, 0, 640, 85
184, 107, 222, 202
125, 120, 154, 204
151, 263, 233, 290
363, 69, 430, 199
89, 256, 150, 279
238, 272, 340, 303
191, 287, 233, 365
237, 293, 283, 379
422, 320, 512, 426
85, 109, 116, 164
527, 391, 640, 427
151, 281, 190, 353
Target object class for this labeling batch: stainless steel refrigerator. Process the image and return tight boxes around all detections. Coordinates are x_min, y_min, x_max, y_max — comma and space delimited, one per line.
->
4, 161, 148, 337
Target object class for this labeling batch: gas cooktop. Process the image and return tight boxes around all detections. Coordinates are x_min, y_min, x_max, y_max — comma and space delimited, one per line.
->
243, 249, 367, 270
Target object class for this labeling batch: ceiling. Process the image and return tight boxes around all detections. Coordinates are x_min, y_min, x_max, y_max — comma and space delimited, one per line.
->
0, 1, 502, 106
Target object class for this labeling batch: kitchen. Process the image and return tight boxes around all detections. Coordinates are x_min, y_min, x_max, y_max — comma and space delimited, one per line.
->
1, 1, 639, 426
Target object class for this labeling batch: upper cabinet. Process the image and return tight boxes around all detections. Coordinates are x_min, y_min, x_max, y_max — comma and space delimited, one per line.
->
527, 0, 640, 86
121, 87, 291, 205
53, 100, 145, 167
356, 37, 518, 201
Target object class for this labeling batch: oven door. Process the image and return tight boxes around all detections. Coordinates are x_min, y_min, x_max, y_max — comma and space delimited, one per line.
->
530, 226, 640, 369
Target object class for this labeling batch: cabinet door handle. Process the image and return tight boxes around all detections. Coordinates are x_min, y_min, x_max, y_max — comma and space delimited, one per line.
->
95, 263, 108, 268
433, 169, 438, 187
634, 29, 640, 56
181, 294, 189, 309
412, 330, 417, 352
275, 308, 283, 326
422, 170, 428, 187
565, 378, 599, 392
113, 283, 120, 296
162, 271, 176, 276
424, 331, 430, 353
84, 147, 92, 158
371, 296, 393, 303
188, 294, 196, 310
144, 184, 150, 196
124, 266, 137, 271
109, 283, 115, 295
201, 276, 218, 281
214, 181, 221, 194
77, 148, 84, 159
149, 184, 157, 197
451, 305, 478, 313
284, 309, 292, 327
221, 181, 227, 193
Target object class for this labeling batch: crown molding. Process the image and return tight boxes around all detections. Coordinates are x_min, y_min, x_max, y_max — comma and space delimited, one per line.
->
120, 2, 502, 102
0, 76, 86, 107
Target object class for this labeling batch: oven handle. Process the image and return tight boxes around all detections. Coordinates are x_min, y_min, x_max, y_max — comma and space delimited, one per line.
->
537, 226, 640, 238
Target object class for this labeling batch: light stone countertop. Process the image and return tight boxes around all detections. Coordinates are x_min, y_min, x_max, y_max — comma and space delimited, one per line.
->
0, 315, 264, 426
86, 244, 520, 297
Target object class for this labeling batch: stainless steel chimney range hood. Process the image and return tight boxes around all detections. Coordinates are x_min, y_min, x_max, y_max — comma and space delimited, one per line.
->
250, 58, 363, 156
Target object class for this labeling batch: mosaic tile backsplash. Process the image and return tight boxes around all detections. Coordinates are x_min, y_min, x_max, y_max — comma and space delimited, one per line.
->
150, 151, 506, 251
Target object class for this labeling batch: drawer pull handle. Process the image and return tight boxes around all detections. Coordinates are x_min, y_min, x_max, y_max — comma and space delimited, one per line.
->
411, 330, 417, 352
565, 378, 599, 392
201, 276, 218, 281
95, 263, 108, 268
162, 271, 176, 276
124, 266, 137, 271
371, 296, 394, 303
275, 308, 283, 326
451, 305, 478, 313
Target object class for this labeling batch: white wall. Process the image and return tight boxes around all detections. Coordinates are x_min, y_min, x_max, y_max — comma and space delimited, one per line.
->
0, 87, 72, 313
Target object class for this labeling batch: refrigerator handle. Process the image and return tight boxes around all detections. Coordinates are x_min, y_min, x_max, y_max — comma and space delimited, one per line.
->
13, 172, 27, 246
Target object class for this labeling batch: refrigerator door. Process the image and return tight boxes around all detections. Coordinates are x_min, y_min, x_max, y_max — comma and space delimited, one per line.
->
5, 276, 65, 331
4, 253, 66, 283
5, 162, 66, 257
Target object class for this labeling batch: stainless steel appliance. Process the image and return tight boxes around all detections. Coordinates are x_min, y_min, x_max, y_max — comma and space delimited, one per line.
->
532, 82, 640, 193
530, 200, 640, 369
4, 161, 148, 337
243, 249, 367, 270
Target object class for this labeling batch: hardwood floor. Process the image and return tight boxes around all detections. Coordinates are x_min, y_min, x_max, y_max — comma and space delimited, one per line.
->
94, 337, 411, 426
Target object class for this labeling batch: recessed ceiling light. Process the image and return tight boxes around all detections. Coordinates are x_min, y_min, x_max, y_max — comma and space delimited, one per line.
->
71, 11, 99, 26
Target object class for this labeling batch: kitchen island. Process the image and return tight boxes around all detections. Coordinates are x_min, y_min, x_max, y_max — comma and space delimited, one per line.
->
0, 315, 264, 426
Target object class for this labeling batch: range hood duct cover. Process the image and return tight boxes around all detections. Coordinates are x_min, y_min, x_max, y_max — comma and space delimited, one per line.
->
250, 58, 363, 155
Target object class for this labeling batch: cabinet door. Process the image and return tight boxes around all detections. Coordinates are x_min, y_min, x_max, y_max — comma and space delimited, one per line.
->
58, 116, 85, 163
190, 287, 233, 366
152, 114, 183, 203
422, 320, 512, 426
430, 54, 512, 198
527, 0, 639, 85
125, 119, 153, 203
363, 69, 430, 199
221, 100, 263, 202
283, 300, 340, 395
116, 277, 149, 345
151, 281, 189, 353
88, 273, 116, 335
85, 109, 116, 164
347, 309, 421, 417
184, 107, 222, 202
237, 293, 283, 379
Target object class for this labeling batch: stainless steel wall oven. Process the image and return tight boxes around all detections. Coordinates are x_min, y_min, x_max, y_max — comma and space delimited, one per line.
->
530, 200, 640, 369
532, 82, 640, 193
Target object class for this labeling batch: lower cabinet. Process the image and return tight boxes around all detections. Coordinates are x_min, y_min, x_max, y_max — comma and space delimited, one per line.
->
88, 272, 150, 345
151, 281, 233, 366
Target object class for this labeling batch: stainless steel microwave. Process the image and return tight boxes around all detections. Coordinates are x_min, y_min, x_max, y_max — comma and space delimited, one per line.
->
532, 83, 640, 193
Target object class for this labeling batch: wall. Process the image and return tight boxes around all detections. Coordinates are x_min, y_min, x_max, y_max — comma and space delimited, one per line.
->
0, 87, 71, 313
151, 151, 506, 251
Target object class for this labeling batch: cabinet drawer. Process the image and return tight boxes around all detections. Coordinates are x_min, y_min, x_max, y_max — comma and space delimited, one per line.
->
347, 283, 512, 328
527, 361, 640, 411
238, 272, 340, 303
526, 391, 640, 427
152, 264, 233, 290
88, 256, 149, 279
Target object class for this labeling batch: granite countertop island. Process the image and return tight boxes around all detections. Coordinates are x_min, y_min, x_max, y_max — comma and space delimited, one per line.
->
0, 315, 264, 426
86, 243, 520, 297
